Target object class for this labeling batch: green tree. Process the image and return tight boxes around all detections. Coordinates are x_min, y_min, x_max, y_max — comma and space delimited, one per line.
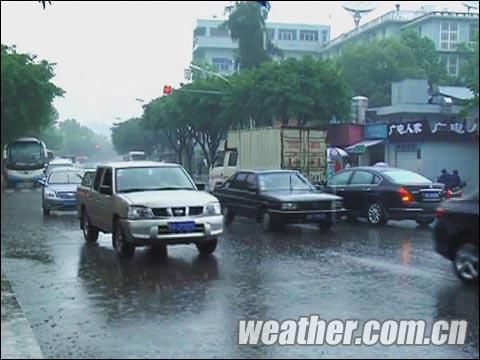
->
400, 29, 448, 84
223, 57, 351, 126
175, 78, 233, 168
142, 95, 196, 171
111, 117, 157, 156
1, 44, 64, 147
458, 33, 479, 111
38, 124, 63, 151
338, 38, 422, 107
224, 1, 270, 70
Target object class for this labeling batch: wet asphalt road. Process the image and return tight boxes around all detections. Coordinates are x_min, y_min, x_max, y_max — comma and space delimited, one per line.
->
1, 188, 479, 359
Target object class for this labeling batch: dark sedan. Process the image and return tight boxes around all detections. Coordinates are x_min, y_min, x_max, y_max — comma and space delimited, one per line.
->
322, 167, 444, 226
433, 191, 479, 285
213, 170, 346, 232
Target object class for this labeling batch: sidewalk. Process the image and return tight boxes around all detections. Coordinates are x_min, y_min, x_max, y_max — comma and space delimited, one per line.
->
1, 272, 44, 359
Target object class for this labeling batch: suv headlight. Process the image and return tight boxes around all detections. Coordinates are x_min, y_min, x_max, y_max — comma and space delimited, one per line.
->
127, 206, 154, 220
281, 202, 297, 210
204, 202, 221, 216
45, 189, 57, 198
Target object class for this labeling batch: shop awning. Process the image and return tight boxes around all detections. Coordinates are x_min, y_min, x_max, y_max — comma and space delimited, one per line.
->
345, 139, 384, 154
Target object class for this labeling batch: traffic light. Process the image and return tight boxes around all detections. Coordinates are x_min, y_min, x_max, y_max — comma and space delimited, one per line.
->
163, 85, 172, 95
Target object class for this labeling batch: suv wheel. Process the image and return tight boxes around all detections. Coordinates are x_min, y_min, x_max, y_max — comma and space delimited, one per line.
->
453, 243, 479, 285
367, 202, 388, 226
113, 220, 135, 259
196, 239, 217, 255
82, 211, 99, 242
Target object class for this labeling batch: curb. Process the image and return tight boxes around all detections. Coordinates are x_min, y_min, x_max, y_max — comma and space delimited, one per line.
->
1, 272, 44, 359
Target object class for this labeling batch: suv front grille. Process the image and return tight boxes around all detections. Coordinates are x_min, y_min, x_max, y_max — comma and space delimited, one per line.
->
151, 206, 204, 218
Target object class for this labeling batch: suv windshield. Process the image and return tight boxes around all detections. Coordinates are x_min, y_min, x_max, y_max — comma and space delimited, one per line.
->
258, 172, 314, 191
116, 166, 195, 193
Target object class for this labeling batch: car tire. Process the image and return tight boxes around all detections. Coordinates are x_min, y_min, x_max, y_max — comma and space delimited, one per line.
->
82, 211, 99, 243
222, 205, 235, 226
367, 202, 388, 226
112, 220, 135, 259
416, 218, 434, 226
318, 220, 333, 231
453, 242, 479, 285
196, 239, 217, 255
43, 208, 51, 216
261, 210, 284, 232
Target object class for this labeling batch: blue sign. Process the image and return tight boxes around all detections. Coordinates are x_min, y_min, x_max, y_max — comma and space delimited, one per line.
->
364, 124, 387, 139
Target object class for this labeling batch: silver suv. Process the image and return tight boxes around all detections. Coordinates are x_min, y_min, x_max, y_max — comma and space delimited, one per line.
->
78, 161, 223, 258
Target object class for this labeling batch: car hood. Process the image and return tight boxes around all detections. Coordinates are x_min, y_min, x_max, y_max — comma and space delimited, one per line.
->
118, 190, 219, 207
47, 184, 79, 193
261, 190, 342, 202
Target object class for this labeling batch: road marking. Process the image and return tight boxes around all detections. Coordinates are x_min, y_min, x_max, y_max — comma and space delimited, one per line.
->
21, 189, 31, 193
36, 188, 42, 192
5, 189, 14, 193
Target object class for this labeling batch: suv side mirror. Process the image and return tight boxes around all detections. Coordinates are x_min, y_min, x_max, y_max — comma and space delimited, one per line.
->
37, 179, 46, 186
99, 185, 112, 195
196, 183, 206, 191
314, 181, 326, 191
247, 185, 258, 193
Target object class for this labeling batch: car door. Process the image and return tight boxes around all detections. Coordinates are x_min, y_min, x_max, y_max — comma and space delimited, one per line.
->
221, 172, 248, 217
325, 170, 353, 196
88, 168, 105, 228
348, 170, 377, 212
243, 173, 261, 219
96, 167, 115, 232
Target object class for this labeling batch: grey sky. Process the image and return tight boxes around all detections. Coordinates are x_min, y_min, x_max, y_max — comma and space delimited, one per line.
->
1, 1, 468, 136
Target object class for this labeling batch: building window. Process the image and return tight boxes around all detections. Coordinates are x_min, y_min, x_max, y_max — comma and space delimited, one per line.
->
299, 30, 318, 41
470, 23, 479, 43
212, 58, 232, 72
194, 26, 206, 37
210, 27, 229, 37
322, 30, 328, 43
266, 28, 275, 41
278, 29, 297, 41
440, 22, 458, 50
440, 54, 458, 76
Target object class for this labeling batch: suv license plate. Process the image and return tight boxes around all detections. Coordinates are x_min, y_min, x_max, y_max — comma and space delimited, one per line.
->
168, 221, 196, 232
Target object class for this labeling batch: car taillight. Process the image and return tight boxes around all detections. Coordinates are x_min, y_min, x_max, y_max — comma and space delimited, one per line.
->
446, 189, 452, 199
399, 187, 414, 203
436, 207, 445, 218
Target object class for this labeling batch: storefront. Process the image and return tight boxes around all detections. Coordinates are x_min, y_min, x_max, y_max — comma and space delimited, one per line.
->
345, 123, 387, 166
386, 119, 479, 191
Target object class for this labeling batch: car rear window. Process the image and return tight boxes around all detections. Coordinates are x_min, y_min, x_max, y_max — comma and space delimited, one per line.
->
383, 170, 432, 184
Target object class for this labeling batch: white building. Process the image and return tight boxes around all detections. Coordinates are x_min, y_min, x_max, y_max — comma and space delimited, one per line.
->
192, 19, 330, 74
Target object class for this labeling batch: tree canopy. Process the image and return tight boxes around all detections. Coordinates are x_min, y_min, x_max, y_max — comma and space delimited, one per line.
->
1, 44, 64, 147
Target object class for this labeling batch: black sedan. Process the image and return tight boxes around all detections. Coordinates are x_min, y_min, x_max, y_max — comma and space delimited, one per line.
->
433, 191, 479, 285
213, 170, 346, 232
321, 167, 444, 226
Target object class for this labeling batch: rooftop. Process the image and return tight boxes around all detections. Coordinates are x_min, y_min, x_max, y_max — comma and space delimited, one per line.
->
100, 161, 180, 169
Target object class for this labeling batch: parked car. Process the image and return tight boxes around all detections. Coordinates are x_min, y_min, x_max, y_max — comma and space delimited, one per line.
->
77, 161, 223, 259
433, 191, 479, 285
213, 170, 345, 231
321, 167, 444, 226
39, 167, 85, 215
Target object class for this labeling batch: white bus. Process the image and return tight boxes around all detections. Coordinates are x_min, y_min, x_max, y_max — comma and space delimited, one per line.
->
2, 137, 48, 188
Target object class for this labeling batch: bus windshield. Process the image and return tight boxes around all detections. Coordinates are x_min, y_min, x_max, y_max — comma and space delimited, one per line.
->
8, 142, 44, 164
